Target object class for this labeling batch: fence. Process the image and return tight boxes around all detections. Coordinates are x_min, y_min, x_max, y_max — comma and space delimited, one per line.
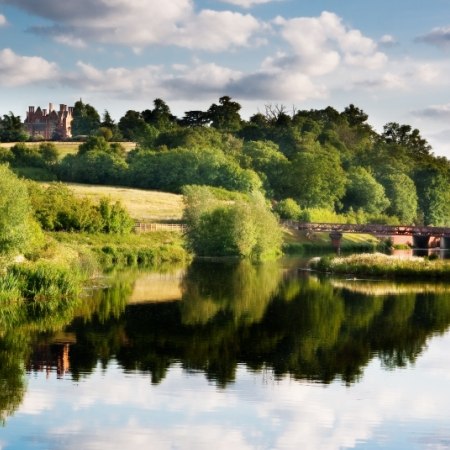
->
134, 222, 186, 233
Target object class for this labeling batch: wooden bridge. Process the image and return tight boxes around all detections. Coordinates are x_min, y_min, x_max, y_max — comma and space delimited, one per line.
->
283, 221, 450, 249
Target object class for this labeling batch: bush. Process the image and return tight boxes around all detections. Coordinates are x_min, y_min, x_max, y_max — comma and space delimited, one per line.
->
274, 198, 301, 220
0, 164, 37, 256
183, 186, 282, 261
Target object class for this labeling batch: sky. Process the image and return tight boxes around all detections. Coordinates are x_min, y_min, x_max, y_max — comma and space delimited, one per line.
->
1, 0, 450, 158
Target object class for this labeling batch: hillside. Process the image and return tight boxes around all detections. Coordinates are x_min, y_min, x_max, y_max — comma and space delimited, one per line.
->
50, 182, 184, 222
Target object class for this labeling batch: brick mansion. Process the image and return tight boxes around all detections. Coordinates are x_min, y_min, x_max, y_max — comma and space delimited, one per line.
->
24, 103, 74, 140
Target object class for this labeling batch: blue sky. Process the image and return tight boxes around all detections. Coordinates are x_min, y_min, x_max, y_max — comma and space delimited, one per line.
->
1, 0, 450, 158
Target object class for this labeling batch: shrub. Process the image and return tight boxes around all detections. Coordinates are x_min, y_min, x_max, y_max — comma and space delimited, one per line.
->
183, 186, 282, 261
274, 198, 301, 220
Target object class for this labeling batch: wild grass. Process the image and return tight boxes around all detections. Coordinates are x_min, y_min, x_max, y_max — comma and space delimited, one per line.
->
283, 228, 380, 253
50, 230, 189, 271
311, 252, 450, 279
47, 182, 184, 222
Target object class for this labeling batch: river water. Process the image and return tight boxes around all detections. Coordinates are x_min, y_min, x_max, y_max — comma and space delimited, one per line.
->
1, 258, 450, 449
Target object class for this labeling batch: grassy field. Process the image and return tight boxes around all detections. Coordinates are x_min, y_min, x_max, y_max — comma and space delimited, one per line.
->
0, 141, 136, 158
55, 182, 184, 222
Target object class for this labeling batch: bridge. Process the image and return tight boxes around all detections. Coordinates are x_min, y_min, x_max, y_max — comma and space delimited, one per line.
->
282, 221, 450, 250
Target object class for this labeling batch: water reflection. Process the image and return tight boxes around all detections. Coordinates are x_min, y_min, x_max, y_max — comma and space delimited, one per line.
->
1, 259, 450, 429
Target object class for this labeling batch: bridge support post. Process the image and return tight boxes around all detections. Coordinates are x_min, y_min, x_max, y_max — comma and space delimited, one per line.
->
329, 231, 343, 255
441, 237, 450, 250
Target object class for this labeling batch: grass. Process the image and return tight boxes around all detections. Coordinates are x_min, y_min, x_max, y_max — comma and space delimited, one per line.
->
283, 228, 381, 253
42, 182, 184, 222
50, 230, 189, 270
311, 252, 450, 280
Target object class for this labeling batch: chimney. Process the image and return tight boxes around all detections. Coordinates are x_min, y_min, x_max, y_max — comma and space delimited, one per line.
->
60, 104, 67, 112
29, 106, 35, 113
43, 109, 47, 116
49, 103, 53, 113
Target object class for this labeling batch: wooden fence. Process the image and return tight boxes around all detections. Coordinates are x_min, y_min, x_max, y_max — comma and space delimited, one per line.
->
134, 222, 186, 233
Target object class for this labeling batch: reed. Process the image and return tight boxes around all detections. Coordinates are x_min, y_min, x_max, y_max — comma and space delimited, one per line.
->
311, 253, 450, 279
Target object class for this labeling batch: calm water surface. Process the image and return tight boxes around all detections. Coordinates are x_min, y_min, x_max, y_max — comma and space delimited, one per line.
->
1, 258, 450, 449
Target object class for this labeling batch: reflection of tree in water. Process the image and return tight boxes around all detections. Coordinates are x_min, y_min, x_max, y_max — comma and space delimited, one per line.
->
0, 332, 28, 425
0, 271, 134, 423
69, 262, 450, 387
3, 262, 450, 419
180, 260, 282, 325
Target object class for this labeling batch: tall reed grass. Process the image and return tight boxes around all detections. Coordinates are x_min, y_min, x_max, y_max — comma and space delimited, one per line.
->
311, 253, 450, 280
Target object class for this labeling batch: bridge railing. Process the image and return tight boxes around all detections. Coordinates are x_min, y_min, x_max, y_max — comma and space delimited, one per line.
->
282, 221, 450, 237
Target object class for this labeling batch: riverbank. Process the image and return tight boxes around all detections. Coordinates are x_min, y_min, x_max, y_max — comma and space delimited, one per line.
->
310, 252, 450, 279
0, 230, 189, 305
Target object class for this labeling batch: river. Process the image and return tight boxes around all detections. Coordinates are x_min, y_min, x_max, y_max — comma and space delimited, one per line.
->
1, 257, 450, 449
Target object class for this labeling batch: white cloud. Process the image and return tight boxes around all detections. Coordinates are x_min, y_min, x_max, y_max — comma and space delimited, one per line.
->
175, 10, 262, 51
219, 0, 276, 8
270, 11, 387, 78
8, 0, 264, 51
0, 14, 7, 26
0, 48, 59, 86
379, 34, 397, 47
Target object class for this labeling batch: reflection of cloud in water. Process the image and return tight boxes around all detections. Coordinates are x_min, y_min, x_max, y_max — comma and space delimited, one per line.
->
7, 333, 450, 449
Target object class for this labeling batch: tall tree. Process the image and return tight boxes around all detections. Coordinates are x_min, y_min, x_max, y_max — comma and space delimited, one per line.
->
71, 100, 101, 136
142, 98, 177, 130
0, 112, 28, 142
207, 96, 242, 132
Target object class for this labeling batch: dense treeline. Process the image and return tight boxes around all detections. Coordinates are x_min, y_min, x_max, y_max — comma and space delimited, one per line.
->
1, 97, 449, 226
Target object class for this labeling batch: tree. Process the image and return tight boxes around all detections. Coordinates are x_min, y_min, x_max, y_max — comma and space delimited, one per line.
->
0, 165, 36, 255
207, 96, 242, 132
381, 173, 418, 224
179, 110, 209, 127
0, 112, 28, 142
142, 98, 177, 130
342, 167, 390, 215
288, 146, 347, 209
341, 104, 369, 127
118, 110, 148, 140
381, 122, 431, 158
241, 140, 290, 198
71, 100, 101, 136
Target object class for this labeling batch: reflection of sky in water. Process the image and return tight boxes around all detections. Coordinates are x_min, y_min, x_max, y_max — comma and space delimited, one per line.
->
3, 332, 450, 450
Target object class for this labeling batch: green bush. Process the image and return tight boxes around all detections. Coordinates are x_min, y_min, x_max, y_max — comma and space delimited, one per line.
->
183, 186, 282, 261
274, 198, 301, 220
0, 164, 37, 256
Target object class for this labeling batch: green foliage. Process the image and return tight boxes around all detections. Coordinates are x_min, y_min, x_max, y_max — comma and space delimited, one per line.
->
58, 151, 127, 185
342, 167, 390, 215
183, 186, 282, 260
128, 147, 261, 193
274, 198, 301, 220
71, 100, 101, 136
28, 182, 133, 234
0, 112, 28, 142
207, 96, 242, 132
289, 147, 347, 209
98, 198, 135, 234
381, 172, 418, 224
0, 165, 36, 256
